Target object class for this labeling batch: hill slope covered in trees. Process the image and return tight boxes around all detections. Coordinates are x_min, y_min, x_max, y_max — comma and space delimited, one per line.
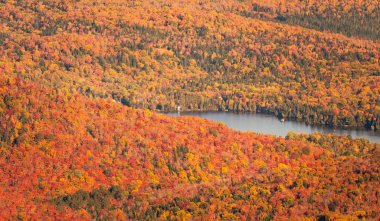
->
1, 76, 379, 220
0, 0, 380, 220
1, 0, 379, 128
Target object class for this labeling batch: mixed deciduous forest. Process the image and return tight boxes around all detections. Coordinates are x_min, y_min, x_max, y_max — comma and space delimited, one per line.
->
1, 77, 379, 220
1, 0, 379, 128
0, 0, 379, 220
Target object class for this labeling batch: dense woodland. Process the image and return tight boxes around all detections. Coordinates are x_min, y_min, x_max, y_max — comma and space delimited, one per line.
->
236, 0, 380, 40
0, 0, 380, 220
0, 77, 379, 220
1, 0, 379, 129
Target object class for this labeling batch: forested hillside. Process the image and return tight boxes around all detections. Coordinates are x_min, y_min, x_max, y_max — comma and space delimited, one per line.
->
1, 0, 379, 128
229, 0, 380, 39
1, 77, 379, 220
0, 0, 380, 220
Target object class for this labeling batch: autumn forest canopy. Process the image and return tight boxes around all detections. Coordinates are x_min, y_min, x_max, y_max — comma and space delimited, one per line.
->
0, 0, 379, 220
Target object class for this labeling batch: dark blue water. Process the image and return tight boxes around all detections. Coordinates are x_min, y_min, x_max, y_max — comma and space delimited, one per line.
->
166, 112, 380, 143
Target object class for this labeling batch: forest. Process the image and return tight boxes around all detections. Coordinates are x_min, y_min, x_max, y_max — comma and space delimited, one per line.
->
0, 0, 379, 220
236, 0, 380, 40
0, 77, 379, 220
1, 0, 379, 129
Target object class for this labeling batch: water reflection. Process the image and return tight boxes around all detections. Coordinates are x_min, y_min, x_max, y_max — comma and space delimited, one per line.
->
166, 112, 380, 143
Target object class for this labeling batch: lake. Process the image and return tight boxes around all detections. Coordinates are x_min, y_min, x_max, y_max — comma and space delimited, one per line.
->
166, 112, 380, 143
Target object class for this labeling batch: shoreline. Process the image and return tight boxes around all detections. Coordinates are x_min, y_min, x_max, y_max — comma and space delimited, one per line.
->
156, 109, 378, 132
